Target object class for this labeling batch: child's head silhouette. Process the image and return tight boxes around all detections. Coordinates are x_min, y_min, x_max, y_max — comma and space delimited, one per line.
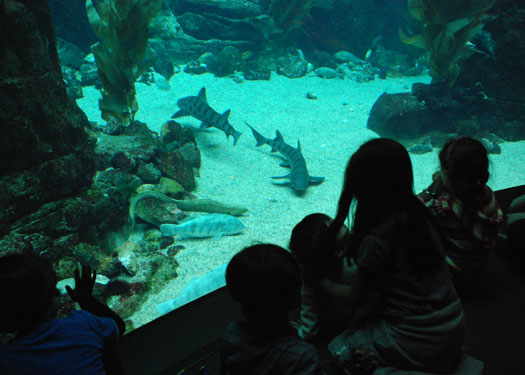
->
439, 137, 489, 204
0, 253, 58, 334
226, 244, 300, 324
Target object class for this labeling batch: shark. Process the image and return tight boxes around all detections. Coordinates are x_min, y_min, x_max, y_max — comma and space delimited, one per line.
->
171, 87, 242, 146
246, 123, 325, 193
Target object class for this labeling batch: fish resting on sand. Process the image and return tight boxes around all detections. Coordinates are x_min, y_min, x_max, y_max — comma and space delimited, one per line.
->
160, 214, 245, 239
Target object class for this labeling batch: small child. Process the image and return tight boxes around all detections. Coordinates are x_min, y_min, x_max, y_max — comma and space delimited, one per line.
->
220, 244, 325, 375
0, 252, 125, 375
289, 213, 354, 342
419, 137, 504, 279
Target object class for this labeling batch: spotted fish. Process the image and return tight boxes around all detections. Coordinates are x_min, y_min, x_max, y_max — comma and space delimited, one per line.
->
160, 214, 245, 239
246, 123, 325, 193
171, 87, 242, 146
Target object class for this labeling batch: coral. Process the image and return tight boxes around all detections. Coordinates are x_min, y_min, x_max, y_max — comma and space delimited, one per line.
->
400, 0, 496, 85
86, 0, 162, 125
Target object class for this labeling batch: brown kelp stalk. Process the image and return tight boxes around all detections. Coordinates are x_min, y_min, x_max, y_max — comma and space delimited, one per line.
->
400, 0, 496, 85
86, 0, 162, 125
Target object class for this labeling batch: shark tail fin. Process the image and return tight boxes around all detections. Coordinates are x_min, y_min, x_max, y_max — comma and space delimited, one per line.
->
245, 122, 267, 147
232, 130, 242, 146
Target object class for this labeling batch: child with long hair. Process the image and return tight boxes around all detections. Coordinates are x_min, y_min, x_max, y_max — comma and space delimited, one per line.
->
419, 137, 504, 278
323, 138, 465, 374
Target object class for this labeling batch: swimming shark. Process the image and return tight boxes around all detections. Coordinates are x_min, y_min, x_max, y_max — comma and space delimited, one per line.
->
171, 87, 242, 146
246, 123, 325, 193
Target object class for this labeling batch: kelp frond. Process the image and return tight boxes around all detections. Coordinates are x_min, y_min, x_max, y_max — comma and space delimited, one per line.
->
401, 0, 497, 85
86, 0, 161, 125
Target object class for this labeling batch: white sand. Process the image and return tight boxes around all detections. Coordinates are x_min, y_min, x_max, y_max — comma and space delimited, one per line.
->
77, 71, 525, 328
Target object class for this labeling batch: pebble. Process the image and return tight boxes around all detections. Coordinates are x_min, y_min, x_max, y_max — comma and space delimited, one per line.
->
314, 67, 339, 79
306, 92, 318, 100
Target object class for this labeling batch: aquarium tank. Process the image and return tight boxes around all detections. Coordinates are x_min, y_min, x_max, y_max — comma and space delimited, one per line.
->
1, 0, 524, 332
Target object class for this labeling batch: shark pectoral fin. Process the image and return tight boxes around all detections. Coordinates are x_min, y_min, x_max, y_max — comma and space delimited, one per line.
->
271, 180, 290, 186
200, 121, 212, 129
309, 176, 325, 185
279, 162, 291, 168
171, 109, 188, 119
271, 174, 291, 180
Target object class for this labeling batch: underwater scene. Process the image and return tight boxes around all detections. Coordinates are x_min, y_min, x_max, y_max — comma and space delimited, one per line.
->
1, 0, 524, 332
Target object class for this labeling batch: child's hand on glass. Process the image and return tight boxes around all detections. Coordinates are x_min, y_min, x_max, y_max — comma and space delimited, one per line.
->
65, 265, 96, 304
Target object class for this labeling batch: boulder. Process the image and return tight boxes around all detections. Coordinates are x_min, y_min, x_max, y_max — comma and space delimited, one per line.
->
158, 150, 196, 191
0, 0, 96, 237
166, 0, 266, 19
177, 12, 264, 43
367, 92, 434, 139
367, 1, 525, 143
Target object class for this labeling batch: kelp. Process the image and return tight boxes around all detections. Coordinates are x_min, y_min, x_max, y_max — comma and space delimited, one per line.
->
267, 0, 313, 45
400, 0, 496, 85
86, 0, 162, 125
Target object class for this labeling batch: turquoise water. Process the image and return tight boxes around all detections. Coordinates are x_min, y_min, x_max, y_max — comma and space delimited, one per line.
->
55, 0, 525, 330
76, 71, 525, 328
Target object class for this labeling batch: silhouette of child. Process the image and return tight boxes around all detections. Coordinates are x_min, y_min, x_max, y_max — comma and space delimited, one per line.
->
324, 138, 465, 374
220, 244, 325, 375
419, 137, 504, 278
289, 213, 354, 342
0, 253, 126, 375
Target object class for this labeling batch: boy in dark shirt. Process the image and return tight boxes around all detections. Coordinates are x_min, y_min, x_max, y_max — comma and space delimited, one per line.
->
220, 244, 325, 375
0, 253, 125, 375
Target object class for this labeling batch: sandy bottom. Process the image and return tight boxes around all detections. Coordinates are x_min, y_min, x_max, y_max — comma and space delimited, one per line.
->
77, 71, 525, 329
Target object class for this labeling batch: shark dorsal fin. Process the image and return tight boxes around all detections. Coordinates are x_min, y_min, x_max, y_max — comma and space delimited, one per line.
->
275, 130, 284, 142
197, 87, 208, 104
296, 139, 302, 151
221, 109, 231, 120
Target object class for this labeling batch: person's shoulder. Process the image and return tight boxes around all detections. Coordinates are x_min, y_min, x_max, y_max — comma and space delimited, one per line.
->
278, 333, 318, 354
66, 309, 99, 324
66, 310, 119, 338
